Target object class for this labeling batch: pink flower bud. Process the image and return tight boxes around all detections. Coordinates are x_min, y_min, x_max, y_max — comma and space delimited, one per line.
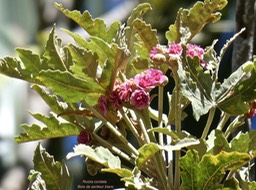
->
98, 95, 108, 116
130, 89, 150, 110
77, 130, 91, 144
168, 43, 183, 55
186, 44, 206, 67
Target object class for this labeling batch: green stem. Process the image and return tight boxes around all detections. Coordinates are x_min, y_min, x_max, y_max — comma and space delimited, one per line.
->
92, 133, 134, 163
85, 103, 139, 157
173, 70, 181, 190
158, 86, 164, 146
201, 107, 216, 139
139, 109, 169, 190
216, 112, 230, 131
119, 108, 144, 146
224, 115, 244, 138
138, 116, 151, 143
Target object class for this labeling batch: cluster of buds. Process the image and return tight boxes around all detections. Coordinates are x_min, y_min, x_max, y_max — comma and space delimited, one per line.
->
150, 43, 206, 68
98, 68, 168, 114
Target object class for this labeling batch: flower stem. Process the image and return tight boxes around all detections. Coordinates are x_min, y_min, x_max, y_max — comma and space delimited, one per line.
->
216, 112, 230, 131
85, 103, 139, 156
92, 133, 134, 163
139, 109, 169, 190
158, 86, 165, 145
224, 115, 244, 138
119, 108, 144, 146
173, 69, 182, 190
201, 107, 216, 139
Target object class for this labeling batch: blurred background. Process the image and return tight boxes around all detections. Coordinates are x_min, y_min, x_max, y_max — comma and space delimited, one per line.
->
0, 0, 248, 189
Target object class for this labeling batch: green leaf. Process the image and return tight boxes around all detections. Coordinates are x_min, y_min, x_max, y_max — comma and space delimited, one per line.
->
148, 127, 179, 140
132, 19, 159, 53
136, 143, 160, 169
207, 130, 231, 155
15, 48, 47, 82
162, 138, 200, 151
166, 0, 227, 43
33, 144, 72, 190
31, 85, 69, 116
219, 28, 245, 62
27, 170, 47, 190
127, 3, 152, 26
180, 150, 251, 190
67, 44, 98, 79
31, 85, 92, 128
102, 168, 133, 178
230, 131, 256, 154
0, 57, 22, 79
62, 29, 90, 49
55, 3, 120, 43
217, 60, 256, 115
38, 70, 104, 105
222, 177, 240, 190
125, 3, 152, 52
15, 113, 80, 143
178, 58, 213, 120
43, 26, 69, 71
89, 36, 116, 64
0, 49, 45, 84
240, 179, 256, 190
67, 144, 121, 169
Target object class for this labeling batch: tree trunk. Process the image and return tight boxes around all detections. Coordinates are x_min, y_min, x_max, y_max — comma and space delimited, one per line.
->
232, 0, 256, 181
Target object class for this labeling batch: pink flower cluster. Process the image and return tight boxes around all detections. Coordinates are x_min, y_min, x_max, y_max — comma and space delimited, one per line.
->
150, 43, 206, 67
98, 69, 168, 113
186, 43, 206, 67
134, 68, 168, 90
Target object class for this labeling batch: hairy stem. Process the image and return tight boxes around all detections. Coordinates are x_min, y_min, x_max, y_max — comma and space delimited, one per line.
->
93, 133, 134, 163
139, 109, 169, 190
201, 107, 216, 139
119, 108, 144, 146
216, 112, 231, 131
173, 69, 182, 190
86, 103, 139, 156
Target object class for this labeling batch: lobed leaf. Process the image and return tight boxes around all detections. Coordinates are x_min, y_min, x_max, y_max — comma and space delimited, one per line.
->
16, 48, 47, 81
31, 85, 90, 126
55, 3, 120, 43
180, 150, 251, 190
0, 50, 44, 84
166, 0, 228, 43
67, 44, 98, 79
33, 144, 72, 190
217, 60, 256, 115
27, 170, 47, 190
230, 131, 256, 155
67, 144, 121, 169
38, 70, 104, 105
207, 130, 231, 155
43, 26, 69, 71
178, 58, 213, 120
127, 3, 151, 26
102, 168, 133, 178
125, 3, 152, 52
162, 138, 200, 152
132, 19, 159, 53
148, 127, 179, 140
15, 113, 80, 143
136, 142, 160, 169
